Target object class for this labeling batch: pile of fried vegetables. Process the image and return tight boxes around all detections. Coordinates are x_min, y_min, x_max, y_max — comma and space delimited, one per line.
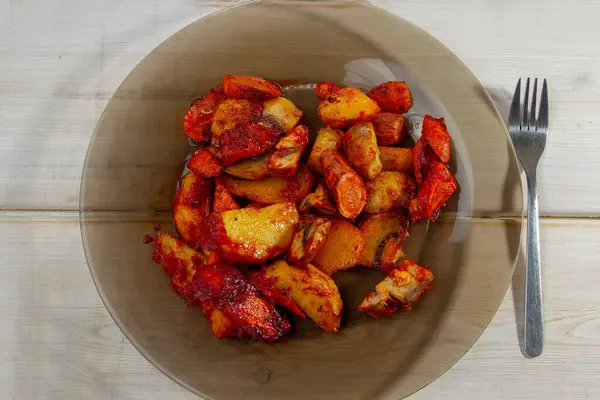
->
150, 75, 458, 343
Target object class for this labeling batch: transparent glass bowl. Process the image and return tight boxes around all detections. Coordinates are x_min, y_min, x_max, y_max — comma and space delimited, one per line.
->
81, 1, 523, 399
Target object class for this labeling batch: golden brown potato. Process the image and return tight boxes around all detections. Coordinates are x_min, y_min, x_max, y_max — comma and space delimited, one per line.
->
342, 122, 382, 180
320, 149, 366, 219
200, 203, 299, 263
223, 75, 282, 100
268, 125, 310, 176
298, 182, 338, 215
224, 152, 271, 180
372, 112, 407, 146
288, 216, 332, 265
173, 172, 213, 248
262, 260, 343, 332
263, 97, 303, 132
152, 233, 240, 338
317, 84, 380, 128
218, 163, 314, 205
314, 220, 364, 275
379, 147, 414, 174
210, 98, 263, 140
213, 182, 240, 213
364, 171, 416, 214
367, 81, 412, 114
307, 127, 344, 174
359, 260, 434, 318
358, 211, 409, 272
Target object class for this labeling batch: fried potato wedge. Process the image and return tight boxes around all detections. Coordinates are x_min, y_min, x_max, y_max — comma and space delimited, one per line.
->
152, 233, 240, 338
316, 83, 380, 128
223, 75, 282, 100
307, 127, 344, 174
224, 152, 271, 180
367, 81, 412, 114
213, 182, 240, 213
320, 149, 366, 219
372, 112, 407, 146
218, 120, 283, 166
359, 260, 434, 318
298, 182, 338, 215
314, 220, 364, 275
421, 115, 451, 164
211, 98, 263, 141
262, 260, 343, 332
410, 161, 458, 222
219, 163, 314, 205
247, 270, 306, 318
288, 216, 332, 265
187, 149, 223, 178
358, 211, 409, 272
364, 171, 417, 214
192, 263, 290, 343
199, 302, 243, 339
379, 147, 414, 174
184, 85, 226, 142
200, 203, 299, 263
268, 125, 310, 176
343, 122, 382, 180
173, 172, 213, 248
263, 97, 303, 132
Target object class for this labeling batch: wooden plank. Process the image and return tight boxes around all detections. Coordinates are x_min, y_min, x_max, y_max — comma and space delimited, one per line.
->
0, 0, 599, 214
0, 217, 598, 399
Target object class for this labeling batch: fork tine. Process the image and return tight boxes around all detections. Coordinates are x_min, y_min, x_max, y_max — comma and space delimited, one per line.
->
522, 78, 530, 129
537, 79, 549, 131
508, 78, 522, 129
530, 78, 538, 129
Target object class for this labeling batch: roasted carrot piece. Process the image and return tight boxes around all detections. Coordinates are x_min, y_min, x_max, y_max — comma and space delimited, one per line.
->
315, 81, 340, 99
367, 81, 412, 114
187, 149, 223, 178
212, 181, 240, 213
183, 85, 226, 142
223, 75, 282, 100
413, 138, 438, 184
421, 115, 451, 164
191, 263, 290, 343
372, 112, 408, 146
409, 161, 458, 222
320, 149, 366, 219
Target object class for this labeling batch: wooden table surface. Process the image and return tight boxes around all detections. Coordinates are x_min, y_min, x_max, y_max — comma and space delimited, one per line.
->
1, 0, 599, 399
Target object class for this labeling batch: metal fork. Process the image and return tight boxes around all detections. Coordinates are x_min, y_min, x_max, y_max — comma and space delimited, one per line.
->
508, 78, 549, 358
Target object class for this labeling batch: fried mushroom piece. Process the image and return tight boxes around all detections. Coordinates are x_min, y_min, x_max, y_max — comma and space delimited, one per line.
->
359, 260, 434, 318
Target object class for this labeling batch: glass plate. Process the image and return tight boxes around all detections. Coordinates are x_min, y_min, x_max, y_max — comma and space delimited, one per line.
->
80, 1, 523, 399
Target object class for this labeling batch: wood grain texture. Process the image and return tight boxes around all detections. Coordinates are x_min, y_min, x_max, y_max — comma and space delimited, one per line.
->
0, 0, 599, 214
1, 218, 599, 399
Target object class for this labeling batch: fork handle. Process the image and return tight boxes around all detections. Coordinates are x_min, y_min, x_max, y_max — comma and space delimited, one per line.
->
524, 171, 544, 357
